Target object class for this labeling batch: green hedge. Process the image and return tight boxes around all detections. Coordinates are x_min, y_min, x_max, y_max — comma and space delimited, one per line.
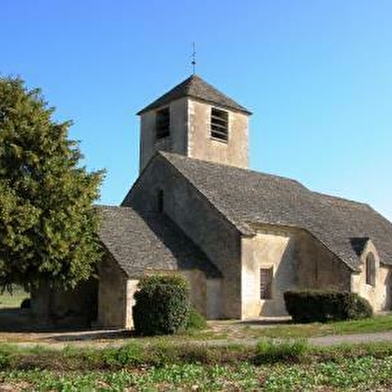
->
284, 290, 373, 323
186, 306, 207, 330
133, 274, 190, 336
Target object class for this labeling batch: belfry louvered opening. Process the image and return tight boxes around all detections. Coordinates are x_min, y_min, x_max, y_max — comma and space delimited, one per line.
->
156, 107, 170, 139
210, 107, 228, 141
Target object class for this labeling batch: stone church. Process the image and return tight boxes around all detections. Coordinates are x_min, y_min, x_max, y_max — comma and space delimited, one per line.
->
34, 75, 392, 329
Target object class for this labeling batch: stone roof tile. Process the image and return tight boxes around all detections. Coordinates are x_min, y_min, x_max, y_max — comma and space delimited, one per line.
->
97, 205, 221, 279
161, 152, 392, 270
137, 74, 251, 115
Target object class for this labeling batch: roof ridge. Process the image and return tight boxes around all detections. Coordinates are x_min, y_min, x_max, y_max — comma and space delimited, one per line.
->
159, 151, 308, 189
158, 151, 254, 236
312, 191, 370, 208
96, 204, 134, 210
365, 204, 392, 228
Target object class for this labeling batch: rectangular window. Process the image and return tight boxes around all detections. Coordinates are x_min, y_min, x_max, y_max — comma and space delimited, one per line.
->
260, 267, 273, 300
156, 108, 170, 139
366, 254, 376, 286
211, 107, 228, 141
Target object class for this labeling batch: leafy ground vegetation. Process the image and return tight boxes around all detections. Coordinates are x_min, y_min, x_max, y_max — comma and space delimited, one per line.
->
2, 358, 392, 392
2, 341, 392, 390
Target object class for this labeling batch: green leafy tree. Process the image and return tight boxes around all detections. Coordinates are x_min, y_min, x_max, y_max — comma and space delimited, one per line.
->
0, 77, 104, 292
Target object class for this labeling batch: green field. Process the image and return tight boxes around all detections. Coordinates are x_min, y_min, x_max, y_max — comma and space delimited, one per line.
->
1, 342, 392, 391
0, 286, 29, 309
1, 358, 391, 391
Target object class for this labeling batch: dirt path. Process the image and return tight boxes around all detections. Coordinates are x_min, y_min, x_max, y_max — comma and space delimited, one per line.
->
1, 317, 392, 349
2, 328, 392, 350
182, 331, 392, 348
309, 331, 392, 346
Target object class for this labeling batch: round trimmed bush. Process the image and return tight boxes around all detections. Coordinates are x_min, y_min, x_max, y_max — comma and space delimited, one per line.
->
344, 293, 373, 320
133, 274, 190, 336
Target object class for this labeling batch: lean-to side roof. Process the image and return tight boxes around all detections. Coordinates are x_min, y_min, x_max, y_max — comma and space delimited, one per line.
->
160, 152, 392, 271
97, 205, 221, 279
137, 74, 251, 115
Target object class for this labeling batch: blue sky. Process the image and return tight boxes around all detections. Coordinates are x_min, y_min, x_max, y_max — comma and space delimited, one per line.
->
1, 0, 391, 220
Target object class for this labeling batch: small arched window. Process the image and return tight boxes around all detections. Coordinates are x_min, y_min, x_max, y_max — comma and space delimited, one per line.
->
365, 253, 376, 287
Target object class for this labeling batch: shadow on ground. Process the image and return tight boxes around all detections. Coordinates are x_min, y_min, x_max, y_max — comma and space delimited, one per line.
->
0, 308, 104, 333
0, 308, 42, 332
47, 329, 133, 342
0, 308, 133, 343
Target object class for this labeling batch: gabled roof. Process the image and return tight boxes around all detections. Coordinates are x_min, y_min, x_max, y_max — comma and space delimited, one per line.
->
159, 151, 392, 271
137, 74, 252, 115
97, 205, 221, 279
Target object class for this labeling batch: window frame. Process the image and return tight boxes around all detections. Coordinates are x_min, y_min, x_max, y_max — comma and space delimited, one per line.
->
365, 253, 376, 287
260, 267, 273, 300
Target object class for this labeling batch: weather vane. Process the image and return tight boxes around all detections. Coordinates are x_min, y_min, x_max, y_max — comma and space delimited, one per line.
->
191, 42, 196, 75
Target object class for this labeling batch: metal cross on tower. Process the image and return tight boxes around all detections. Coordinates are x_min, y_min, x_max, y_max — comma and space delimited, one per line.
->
191, 42, 196, 74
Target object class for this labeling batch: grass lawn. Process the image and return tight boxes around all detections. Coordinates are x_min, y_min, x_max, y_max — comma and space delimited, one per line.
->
256, 313, 392, 338
205, 313, 392, 341
0, 286, 29, 309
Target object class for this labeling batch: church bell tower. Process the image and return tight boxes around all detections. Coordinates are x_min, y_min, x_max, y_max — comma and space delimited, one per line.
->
137, 74, 252, 172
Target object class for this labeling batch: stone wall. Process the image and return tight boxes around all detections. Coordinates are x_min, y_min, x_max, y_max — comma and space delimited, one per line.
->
296, 231, 352, 291
188, 99, 248, 169
206, 279, 223, 319
105, 270, 217, 328
31, 279, 98, 328
97, 255, 128, 328
125, 279, 139, 328
181, 269, 207, 316
143, 268, 208, 317
138, 98, 249, 172
126, 272, 223, 323
241, 227, 297, 318
139, 98, 188, 172
124, 155, 242, 318
351, 241, 392, 311
241, 225, 355, 318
